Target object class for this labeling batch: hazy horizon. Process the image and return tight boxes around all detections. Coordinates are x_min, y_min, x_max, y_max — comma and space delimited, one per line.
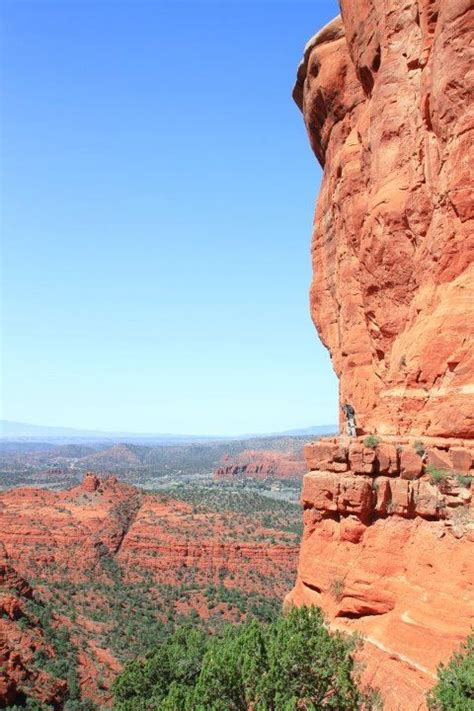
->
0, 417, 337, 440
2, 0, 340, 435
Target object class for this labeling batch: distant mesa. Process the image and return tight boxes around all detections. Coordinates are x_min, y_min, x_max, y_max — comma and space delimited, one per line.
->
214, 449, 307, 481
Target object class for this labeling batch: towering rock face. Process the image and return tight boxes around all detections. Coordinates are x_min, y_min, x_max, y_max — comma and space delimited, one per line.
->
289, 3, 474, 709
294, 1, 473, 436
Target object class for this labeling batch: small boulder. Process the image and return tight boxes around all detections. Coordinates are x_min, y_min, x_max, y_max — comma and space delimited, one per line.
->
400, 448, 423, 480
449, 447, 472, 472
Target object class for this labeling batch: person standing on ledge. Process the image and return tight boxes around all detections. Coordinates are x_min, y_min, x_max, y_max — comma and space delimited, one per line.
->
342, 403, 357, 437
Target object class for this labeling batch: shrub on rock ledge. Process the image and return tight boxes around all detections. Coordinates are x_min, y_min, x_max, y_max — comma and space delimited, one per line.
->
363, 436, 380, 450
427, 632, 474, 711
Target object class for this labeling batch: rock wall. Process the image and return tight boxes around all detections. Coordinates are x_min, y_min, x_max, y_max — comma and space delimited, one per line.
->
294, 1, 473, 436
289, 3, 474, 709
214, 449, 306, 480
287, 437, 474, 709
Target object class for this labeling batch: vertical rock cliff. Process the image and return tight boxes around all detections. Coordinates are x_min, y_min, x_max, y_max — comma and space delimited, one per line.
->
288, 2, 474, 709
294, 1, 473, 437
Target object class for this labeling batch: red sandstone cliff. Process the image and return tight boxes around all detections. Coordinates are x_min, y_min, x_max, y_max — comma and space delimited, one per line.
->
0, 474, 297, 587
214, 449, 306, 480
294, 1, 473, 437
287, 437, 474, 709
288, 3, 474, 710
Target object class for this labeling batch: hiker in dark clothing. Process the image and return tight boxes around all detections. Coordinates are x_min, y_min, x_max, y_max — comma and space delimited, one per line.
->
342, 403, 357, 437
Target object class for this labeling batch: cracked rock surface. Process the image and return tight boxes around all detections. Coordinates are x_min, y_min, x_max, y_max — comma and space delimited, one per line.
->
295, 1, 474, 437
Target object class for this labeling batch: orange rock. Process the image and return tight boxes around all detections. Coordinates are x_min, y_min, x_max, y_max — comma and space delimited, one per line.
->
301, 472, 338, 512
400, 448, 423, 480
287, 503, 474, 711
0, 550, 68, 708
214, 448, 306, 480
338, 476, 372, 519
0, 473, 300, 706
449, 447, 473, 472
426, 448, 453, 471
388, 479, 413, 516
376, 443, 398, 475
81, 472, 101, 492
294, 2, 474, 438
304, 441, 347, 471
348, 442, 365, 474
290, 2, 474, 707
339, 516, 366, 544
374, 477, 391, 514
413, 480, 446, 519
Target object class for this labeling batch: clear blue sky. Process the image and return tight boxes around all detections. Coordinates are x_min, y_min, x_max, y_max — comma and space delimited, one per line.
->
1, 0, 340, 436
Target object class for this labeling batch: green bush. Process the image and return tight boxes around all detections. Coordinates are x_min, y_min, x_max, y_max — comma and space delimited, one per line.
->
427, 466, 451, 486
113, 606, 379, 710
457, 474, 473, 488
363, 436, 380, 449
427, 632, 474, 710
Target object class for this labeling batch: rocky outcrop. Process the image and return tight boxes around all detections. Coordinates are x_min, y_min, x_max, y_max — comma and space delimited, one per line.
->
0, 546, 67, 709
287, 437, 474, 709
290, 3, 474, 709
0, 474, 299, 704
294, 1, 473, 437
0, 475, 142, 579
214, 449, 306, 480
0, 475, 297, 584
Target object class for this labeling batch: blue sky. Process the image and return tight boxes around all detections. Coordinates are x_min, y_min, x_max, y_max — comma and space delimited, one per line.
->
1, 0, 340, 435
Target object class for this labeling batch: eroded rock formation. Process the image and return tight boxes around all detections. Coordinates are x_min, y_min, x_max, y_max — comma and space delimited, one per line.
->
0, 475, 297, 586
0, 473, 298, 705
294, 1, 473, 437
287, 437, 474, 709
214, 449, 306, 480
289, 3, 474, 709
0, 546, 68, 709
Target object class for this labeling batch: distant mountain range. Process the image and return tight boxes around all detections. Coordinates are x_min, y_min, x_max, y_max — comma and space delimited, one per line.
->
0, 419, 337, 444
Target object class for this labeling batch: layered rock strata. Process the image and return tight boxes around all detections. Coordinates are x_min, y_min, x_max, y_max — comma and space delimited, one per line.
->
0, 474, 142, 577
214, 449, 306, 480
0, 474, 297, 585
294, 1, 473, 436
287, 437, 474, 709
0, 474, 299, 705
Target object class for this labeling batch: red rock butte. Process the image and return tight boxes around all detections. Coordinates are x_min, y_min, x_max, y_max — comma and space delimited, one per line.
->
287, 2, 474, 710
293, 0, 473, 438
